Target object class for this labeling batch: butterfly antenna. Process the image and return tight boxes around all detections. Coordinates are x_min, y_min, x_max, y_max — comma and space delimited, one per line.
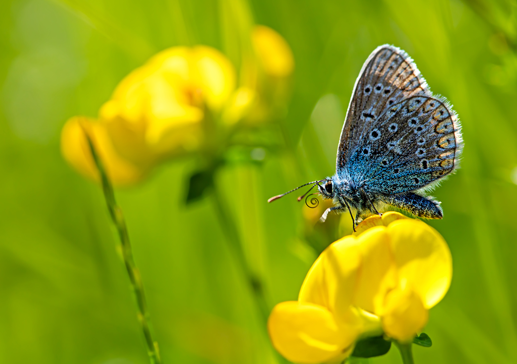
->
268, 180, 325, 203
297, 183, 318, 202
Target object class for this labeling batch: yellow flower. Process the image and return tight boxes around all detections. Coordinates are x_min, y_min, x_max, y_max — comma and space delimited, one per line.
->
61, 46, 237, 185
268, 212, 452, 363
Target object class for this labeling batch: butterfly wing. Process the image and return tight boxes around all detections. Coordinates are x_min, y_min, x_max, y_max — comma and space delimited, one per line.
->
337, 45, 462, 195
337, 45, 431, 171
346, 95, 462, 195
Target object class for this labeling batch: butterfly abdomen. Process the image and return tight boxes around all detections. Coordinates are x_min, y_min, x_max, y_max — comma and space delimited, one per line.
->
380, 193, 443, 219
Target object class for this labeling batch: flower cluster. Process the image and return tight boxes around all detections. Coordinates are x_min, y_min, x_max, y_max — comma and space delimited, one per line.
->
61, 26, 293, 186
268, 212, 452, 363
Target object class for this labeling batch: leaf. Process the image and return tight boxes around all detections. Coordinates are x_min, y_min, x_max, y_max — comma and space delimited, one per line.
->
351, 335, 392, 358
413, 333, 432, 347
185, 170, 214, 203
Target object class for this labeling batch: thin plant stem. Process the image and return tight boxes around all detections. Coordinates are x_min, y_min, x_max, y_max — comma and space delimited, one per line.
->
83, 131, 162, 364
211, 182, 269, 322
395, 342, 414, 364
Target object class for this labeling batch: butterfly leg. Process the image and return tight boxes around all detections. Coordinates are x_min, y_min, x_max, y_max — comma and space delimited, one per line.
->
381, 192, 443, 219
365, 194, 382, 217
343, 199, 356, 232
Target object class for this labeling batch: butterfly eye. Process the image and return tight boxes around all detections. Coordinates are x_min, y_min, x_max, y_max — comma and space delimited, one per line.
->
325, 182, 333, 194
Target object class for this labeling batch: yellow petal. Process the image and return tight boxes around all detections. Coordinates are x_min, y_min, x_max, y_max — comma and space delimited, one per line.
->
191, 46, 236, 110
60, 117, 148, 186
252, 25, 294, 78
148, 46, 236, 110
381, 284, 428, 343
354, 211, 408, 236
353, 227, 398, 315
147, 47, 191, 82
387, 219, 452, 308
100, 100, 156, 165
268, 301, 357, 364
299, 236, 360, 321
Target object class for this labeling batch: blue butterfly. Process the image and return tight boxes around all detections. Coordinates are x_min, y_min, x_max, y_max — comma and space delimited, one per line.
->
269, 45, 463, 230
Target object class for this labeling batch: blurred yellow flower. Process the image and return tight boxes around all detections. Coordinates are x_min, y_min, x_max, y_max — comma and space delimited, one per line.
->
62, 26, 295, 185
62, 46, 237, 185
268, 212, 452, 363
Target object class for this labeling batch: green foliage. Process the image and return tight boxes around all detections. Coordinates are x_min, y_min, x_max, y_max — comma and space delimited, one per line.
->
2, 0, 517, 363
352, 336, 392, 358
413, 333, 433, 348
186, 170, 215, 203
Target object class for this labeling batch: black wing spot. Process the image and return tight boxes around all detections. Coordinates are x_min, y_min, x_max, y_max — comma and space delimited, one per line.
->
408, 118, 418, 127
394, 168, 400, 173
416, 148, 426, 157
389, 123, 398, 132
416, 126, 424, 132
421, 160, 428, 169
414, 177, 420, 184
381, 160, 388, 166
384, 88, 391, 95
370, 129, 381, 141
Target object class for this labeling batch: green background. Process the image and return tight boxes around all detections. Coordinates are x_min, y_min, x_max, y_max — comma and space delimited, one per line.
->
1, 0, 517, 363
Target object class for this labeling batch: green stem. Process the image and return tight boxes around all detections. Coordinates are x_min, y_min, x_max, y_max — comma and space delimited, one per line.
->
395, 342, 414, 364
84, 132, 162, 364
211, 182, 269, 322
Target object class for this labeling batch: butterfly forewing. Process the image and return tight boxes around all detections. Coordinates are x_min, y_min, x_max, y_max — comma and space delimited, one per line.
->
337, 45, 431, 171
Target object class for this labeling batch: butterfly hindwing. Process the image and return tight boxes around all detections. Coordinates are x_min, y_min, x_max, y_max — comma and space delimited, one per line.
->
345, 95, 462, 195
337, 45, 431, 171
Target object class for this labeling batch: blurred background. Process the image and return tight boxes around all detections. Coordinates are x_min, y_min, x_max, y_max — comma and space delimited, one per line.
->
1, 0, 517, 363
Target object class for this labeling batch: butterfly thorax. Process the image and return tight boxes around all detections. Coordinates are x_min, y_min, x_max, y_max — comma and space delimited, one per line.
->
318, 175, 377, 220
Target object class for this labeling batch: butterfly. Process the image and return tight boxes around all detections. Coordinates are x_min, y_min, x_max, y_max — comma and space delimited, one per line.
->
268, 45, 463, 230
